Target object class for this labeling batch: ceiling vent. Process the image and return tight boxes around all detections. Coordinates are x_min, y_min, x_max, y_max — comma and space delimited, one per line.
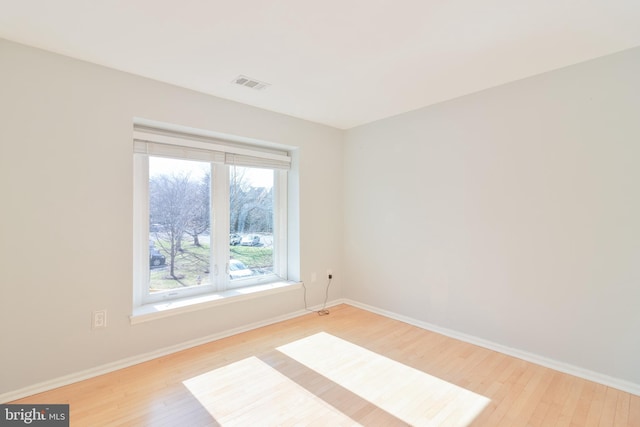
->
232, 75, 270, 91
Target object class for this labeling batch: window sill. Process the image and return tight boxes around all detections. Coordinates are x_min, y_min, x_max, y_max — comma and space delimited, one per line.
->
130, 281, 302, 325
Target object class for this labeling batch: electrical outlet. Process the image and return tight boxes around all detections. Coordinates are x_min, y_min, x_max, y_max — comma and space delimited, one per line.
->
311, 272, 317, 282
92, 310, 107, 329
327, 269, 333, 279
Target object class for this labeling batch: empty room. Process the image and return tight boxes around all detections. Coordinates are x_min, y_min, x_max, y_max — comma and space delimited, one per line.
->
1, 1, 639, 426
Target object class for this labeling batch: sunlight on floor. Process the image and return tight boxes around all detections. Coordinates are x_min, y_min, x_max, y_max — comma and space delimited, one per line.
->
277, 332, 490, 427
183, 356, 361, 426
183, 332, 490, 426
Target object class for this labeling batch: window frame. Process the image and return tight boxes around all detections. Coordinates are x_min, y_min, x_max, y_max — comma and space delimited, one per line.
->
132, 126, 290, 308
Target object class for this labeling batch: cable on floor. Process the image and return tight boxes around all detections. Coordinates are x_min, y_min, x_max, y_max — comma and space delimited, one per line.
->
302, 276, 332, 316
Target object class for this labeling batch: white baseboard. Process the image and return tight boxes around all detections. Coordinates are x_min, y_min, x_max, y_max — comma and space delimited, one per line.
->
0, 299, 344, 403
343, 299, 640, 397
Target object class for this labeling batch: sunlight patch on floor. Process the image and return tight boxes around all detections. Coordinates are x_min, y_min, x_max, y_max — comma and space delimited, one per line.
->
183, 356, 361, 426
277, 332, 490, 427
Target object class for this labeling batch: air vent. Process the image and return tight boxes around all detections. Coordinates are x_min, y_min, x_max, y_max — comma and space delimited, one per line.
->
232, 75, 270, 91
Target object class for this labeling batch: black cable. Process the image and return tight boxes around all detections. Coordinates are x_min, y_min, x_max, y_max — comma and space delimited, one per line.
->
302, 277, 332, 316
317, 277, 332, 315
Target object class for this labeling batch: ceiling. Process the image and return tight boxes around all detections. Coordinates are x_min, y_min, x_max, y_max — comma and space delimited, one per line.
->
1, 1, 639, 129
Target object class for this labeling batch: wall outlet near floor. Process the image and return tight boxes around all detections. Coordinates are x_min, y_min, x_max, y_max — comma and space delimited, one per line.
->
92, 309, 107, 329
327, 269, 333, 279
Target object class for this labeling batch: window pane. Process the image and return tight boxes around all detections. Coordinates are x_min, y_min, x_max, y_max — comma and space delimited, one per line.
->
229, 166, 274, 281
148, 157, 211, 293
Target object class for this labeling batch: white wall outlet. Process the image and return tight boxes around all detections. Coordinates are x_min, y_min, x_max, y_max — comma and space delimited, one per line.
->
327, 269, 333, 279
92, 309, 107, 329
311, 272, 317, 282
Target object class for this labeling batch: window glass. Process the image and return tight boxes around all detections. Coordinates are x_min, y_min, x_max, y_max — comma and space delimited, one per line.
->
229, 166, 274, 282
148, 157, 211, 294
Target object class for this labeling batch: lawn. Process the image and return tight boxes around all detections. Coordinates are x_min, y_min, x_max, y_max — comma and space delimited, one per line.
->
149, 239, 273, 292
231, 245, 272, 269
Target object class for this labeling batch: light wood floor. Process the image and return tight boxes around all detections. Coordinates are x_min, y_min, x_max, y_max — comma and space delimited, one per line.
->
12, 304, 640, 426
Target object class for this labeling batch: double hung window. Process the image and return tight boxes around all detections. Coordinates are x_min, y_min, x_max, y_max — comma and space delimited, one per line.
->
133, 126, 290, 306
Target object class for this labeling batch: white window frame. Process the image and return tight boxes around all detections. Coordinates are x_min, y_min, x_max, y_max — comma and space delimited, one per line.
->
132, 125, 290, 309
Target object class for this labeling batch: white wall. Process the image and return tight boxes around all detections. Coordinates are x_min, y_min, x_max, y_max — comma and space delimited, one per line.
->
0, 39, 343, 395
344, 47, 640, 386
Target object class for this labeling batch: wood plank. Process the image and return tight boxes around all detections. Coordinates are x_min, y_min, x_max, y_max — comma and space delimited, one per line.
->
570, 380, 597, 427
582, 382, 608, 426
628, 394, 640, 426
613, 390, 630, 427
497, 366, 555, 426
555, 377, 586, 427
600, 387, 620, 426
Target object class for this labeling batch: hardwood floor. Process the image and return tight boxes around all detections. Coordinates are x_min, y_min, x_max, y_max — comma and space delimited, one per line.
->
12, 304, 640, 426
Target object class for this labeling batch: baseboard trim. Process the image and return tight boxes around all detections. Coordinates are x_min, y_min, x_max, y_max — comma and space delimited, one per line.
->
1, 299, 345, 403
343, 299, 640, 397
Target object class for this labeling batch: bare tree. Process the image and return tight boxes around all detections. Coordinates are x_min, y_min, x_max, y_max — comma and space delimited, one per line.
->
150, 172, 200, 281
230, 167, 273, 234
237, 187, 273, 233
185, 171, 210, 246
229, 166, 250, 234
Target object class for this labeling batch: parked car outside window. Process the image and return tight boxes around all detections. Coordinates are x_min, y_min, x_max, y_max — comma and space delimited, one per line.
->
240, 234, 261, 246
150, 248, 166, 267
229, 259, 253, 280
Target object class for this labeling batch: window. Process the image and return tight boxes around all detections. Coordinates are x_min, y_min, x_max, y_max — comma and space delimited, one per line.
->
133, 126, 290, 307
